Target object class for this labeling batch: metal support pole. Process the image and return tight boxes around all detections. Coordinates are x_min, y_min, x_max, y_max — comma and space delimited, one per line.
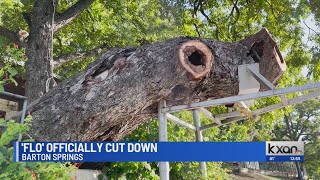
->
193, 110, 208, 178
18, 99, 28, 142
158, 100, 169, 180
0, 91, 27, 100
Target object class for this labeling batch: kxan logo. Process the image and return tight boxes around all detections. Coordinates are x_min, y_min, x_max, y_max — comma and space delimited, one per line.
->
266, 141, 304, 156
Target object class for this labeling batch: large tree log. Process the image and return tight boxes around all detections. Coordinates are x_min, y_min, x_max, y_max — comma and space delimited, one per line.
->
26, 28, 285, 141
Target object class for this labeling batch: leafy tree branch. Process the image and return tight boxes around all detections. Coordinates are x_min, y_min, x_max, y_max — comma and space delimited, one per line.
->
54, 0, 95, 32
0, 26, 20, 44
53, 44, 109, 68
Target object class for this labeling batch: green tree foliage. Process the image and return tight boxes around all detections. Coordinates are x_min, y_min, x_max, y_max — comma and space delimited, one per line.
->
0, 42, 26, 91
0, 117, 76, 179
273, 100, 320, 179
101, 115, 231, 179
0, 1, 316, 80
305, 139, 320, 179
274, 100, 320, 141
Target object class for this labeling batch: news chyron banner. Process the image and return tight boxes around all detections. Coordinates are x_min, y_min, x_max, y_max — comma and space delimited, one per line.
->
14, 142, 303, 162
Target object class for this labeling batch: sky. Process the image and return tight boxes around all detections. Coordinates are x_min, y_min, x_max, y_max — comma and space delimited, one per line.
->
302, 14, 318, 48
301, 14, 318, 77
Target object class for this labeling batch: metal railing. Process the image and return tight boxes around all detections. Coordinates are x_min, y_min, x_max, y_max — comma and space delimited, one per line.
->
157, 63, 320, 180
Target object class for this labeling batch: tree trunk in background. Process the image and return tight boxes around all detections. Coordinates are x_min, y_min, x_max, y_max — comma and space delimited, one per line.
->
23, 28, 285, 141
26, 0, 55, 102
284, 115, 304, 180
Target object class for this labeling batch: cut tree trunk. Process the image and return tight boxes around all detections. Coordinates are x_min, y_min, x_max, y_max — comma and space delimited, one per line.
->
25, 28, 286, 141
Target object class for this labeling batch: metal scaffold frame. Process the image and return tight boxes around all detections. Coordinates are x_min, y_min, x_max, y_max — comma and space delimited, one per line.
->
157, 63, 320, 180
0, 91, 27, 142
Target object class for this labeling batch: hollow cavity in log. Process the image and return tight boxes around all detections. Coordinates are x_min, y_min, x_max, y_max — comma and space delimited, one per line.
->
178, 40, 213, 80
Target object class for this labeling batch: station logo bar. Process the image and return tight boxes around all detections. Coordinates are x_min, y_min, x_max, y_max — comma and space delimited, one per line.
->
266, 141, 304, 156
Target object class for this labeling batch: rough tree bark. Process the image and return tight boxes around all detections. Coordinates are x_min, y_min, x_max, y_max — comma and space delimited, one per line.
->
25, 28, 286, 141
26, 0, 56, 102
25, 0, 95, 102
